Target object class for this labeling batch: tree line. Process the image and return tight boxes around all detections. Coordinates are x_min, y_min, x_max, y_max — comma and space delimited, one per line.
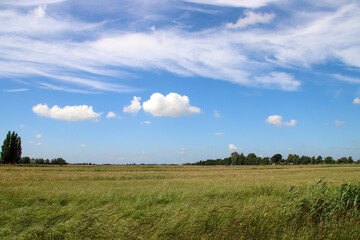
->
1, 131, 67, 165
194, 152, 359, 165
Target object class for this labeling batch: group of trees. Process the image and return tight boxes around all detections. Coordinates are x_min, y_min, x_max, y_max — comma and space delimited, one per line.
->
19, 157, 68, 165
195, 152, 358, 166
1, 131, 67, 165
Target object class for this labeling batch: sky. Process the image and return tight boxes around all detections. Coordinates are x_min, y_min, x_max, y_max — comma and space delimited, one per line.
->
1, 0, 360, 164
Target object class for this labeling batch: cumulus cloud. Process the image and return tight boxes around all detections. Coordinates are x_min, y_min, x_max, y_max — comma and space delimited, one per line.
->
353, 98, 360, 104
106, 111, 116, 118
36, 134, 42, 139
266, 115, 297, 127
143, 93, 201, 117
80, 144, 86, 148
335, 120, 346, 126
141, 121, 151, 124
123, 97, 142, 115
227, 10, 275, 29
214, 132, 224, 136
32, 104, 101, 121
229, 144, 240, 151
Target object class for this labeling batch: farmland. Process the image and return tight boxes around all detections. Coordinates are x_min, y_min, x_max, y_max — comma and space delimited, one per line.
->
1, 164, 359, 239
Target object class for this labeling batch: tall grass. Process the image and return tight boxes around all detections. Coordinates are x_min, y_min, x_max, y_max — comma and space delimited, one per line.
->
0, 164, 359, 239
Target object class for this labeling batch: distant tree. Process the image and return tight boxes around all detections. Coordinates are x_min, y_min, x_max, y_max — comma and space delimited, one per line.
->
271, 154, 282, 165
231, 152, 239, 165
239, 153, 246, 165
316, 156, 323, 164
347, 156, 354, 164
262, 157, 270, 165
324, 156, 335, 164
35, 158, 44, 164
246, 153, 257, 165
337, 157, 347, 164
19, 156, 30, 164
311, 156, 316, 164
286, 154, 294, 165
1, 131, 22, 164
292, 154, 301, 165
300, 155, 311, 165
51, 158, 68, 165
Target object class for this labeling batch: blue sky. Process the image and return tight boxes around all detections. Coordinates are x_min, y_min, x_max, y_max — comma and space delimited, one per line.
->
1, 0, 360, 164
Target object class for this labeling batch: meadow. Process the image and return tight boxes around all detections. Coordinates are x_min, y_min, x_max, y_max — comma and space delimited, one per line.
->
0, 164, 359, 239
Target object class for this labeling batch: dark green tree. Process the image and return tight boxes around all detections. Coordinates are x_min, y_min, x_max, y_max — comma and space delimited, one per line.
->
231, 152, 239, 165
324, 156, 335, 164
316, 155, 323, 164
286, 154, 294, 164
271, 154, 282, 165
239, 153, 246, 165
1, 131, 22, 164
19, 156, 31, 164
262, 157, 270, 165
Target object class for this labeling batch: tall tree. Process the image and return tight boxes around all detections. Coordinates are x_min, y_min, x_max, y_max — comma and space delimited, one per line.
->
1, 131, 22, 164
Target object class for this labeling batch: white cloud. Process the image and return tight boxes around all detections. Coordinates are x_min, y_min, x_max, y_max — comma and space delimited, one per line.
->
332, 74, 360, 84
0, 1, 359, 93
179, 147, 186, 155
35, 134, 42, 139
353, 97, 360, 104
214, 132, 224, 136
32, 104, 101, 121
214, 110, 220, 118
80, 144, 86, 148
335, 120, 346, 126
184, 0, 279, 8
2, 0, 66, 6
141, 121, 151, 124
266, 115, 297, 127
123, 96, 142, 115
253, 72, 301, 91
106, 111, 116, 118
143, 93, 201, 117
32, 5, 46, 18
288, 147, 294, 151
229, 144, 240, 151
20, 124, 25, 128
227, 10, 275, 29
29, 141, 41, 146
3, 88, 28, 92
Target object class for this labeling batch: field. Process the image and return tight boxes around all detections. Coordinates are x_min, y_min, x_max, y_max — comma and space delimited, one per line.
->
0, 164, 360, 239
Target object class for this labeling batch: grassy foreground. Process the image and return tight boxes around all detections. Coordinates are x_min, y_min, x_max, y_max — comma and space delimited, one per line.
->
0, 164, 359, 239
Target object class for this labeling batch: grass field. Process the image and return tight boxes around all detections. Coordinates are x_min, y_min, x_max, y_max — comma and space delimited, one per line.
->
0, 164, 359, 239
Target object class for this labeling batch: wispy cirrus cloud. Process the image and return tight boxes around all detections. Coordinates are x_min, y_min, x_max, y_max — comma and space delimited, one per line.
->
3, 88, 28, 92
184, 0, 279, 8
0, 1, 359, 93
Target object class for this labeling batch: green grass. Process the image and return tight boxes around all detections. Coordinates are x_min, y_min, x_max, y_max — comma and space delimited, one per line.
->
0, 164, 359, 239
